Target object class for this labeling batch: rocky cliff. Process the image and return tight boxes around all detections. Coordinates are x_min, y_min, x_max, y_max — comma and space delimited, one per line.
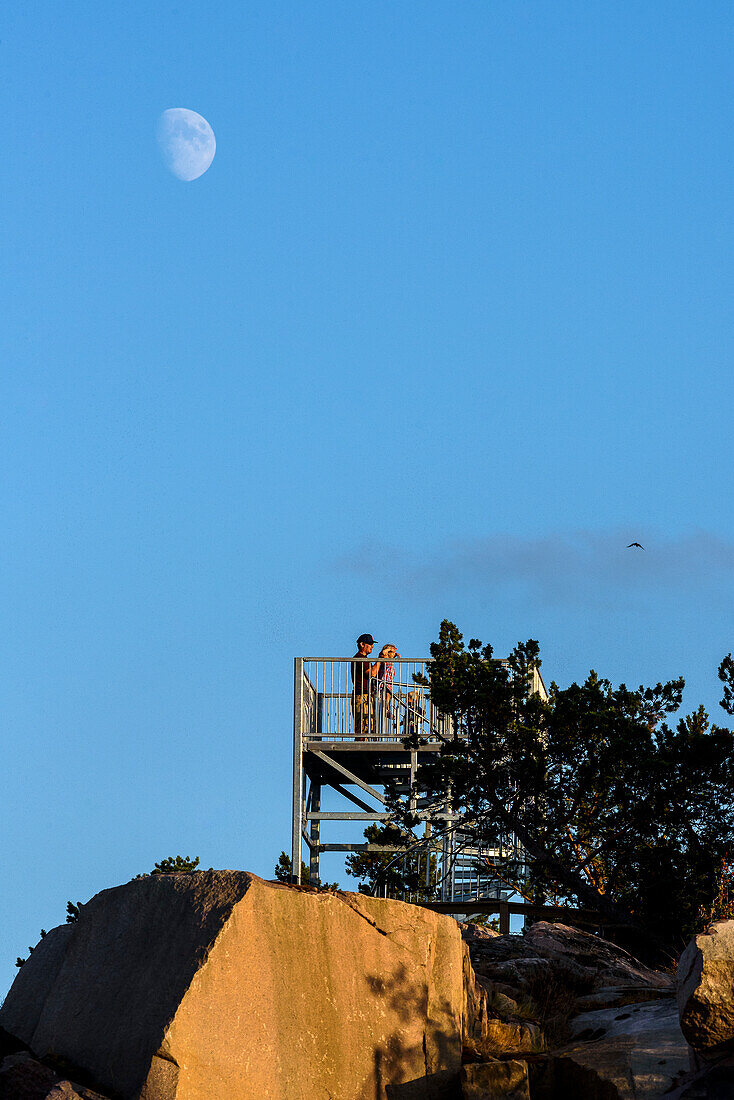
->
4, 871, 734, 1100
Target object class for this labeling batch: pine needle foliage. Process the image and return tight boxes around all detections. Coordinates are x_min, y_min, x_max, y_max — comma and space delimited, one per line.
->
274, 852, 339, 891
394, 620, 734, 954
345, 822, 439, 900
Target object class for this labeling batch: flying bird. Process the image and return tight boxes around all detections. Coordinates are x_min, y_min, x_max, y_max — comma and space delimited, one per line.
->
627, 542, 645, 549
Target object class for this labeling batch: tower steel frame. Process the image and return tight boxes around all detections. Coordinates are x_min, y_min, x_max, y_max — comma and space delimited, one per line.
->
291, 655, 547, 903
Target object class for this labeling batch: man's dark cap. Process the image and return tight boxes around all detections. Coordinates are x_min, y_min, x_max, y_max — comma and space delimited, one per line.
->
357, 633, 375, 645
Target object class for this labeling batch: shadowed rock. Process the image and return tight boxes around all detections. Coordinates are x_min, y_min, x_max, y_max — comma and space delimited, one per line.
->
523, 923, 673, 991
463, 951, 544, 1059
553, 998, 689, 1099
0, 1051, 110, 1099
461, 921, 683, 1097
460, 1058, 530, 1099
464, 922, 672, 1019
0, 926, 74, 1049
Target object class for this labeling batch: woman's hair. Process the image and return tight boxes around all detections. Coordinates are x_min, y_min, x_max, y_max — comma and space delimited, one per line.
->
378, 644, 396, 658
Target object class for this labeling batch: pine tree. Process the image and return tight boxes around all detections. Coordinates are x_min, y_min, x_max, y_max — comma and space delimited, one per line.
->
392, 619, 734, 954
345, 823, 439, 900
273, 852, 338, 890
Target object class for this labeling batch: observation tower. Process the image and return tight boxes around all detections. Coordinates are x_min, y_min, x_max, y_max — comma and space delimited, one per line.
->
291, 655, 548, 903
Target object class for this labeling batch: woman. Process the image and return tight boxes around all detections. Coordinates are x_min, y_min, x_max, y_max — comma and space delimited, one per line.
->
375, 644, 400, 738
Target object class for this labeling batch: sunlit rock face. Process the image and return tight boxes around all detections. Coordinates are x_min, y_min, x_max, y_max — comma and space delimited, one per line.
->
678, 919, 734, 1056
0, 871, 464, 1100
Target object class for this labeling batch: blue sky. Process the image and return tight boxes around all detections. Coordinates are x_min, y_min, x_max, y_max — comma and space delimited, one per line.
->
2, 1, 734, 994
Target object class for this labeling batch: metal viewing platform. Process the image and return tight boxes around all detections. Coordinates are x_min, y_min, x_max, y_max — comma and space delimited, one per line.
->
291, 656, 548, 904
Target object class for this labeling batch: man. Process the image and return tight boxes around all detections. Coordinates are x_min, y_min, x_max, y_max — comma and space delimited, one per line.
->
351, 634, 380, 740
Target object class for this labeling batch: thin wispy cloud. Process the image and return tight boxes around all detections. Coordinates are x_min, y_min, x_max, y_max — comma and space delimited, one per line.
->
336, 530, 734, 607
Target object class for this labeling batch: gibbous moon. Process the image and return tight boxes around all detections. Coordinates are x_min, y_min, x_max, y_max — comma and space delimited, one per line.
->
157, 108, 216, 181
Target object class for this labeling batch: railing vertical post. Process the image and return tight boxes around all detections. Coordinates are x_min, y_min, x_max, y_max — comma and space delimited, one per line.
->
499, 900, 510, 935
441, 818, 451, 902
309, 781, 321, 885
292, 658, 304, 884
425, 821, 433, 894
441, 781, 455, 902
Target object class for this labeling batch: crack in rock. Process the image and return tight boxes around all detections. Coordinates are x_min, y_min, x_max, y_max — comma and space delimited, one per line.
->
338, 897, 390, 937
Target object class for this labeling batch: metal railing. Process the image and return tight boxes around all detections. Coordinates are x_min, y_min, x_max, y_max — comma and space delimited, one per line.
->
368, 828, 522, 906
296, 656, 547, 744
298, 657, 449, 743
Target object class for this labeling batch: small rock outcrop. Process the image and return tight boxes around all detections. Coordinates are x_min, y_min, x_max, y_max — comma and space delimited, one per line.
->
672, 920, 734, 1098
557, 998, 689, 1099
460, 1059, 530, 1099
523, 923, 672, 991
677, 920, 734, 1056
0, 871, 465, 1100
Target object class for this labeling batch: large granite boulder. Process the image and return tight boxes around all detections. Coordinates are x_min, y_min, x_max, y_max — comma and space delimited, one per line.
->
677, 920, 734, 1057
0, 871, 465, 1100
